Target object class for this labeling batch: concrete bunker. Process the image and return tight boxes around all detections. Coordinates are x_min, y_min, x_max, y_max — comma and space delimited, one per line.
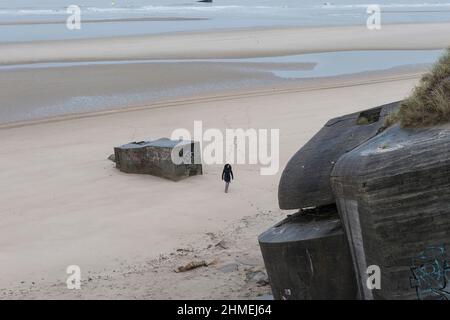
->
260, 101, 402, 300
331, 124, 450, 300
114, 138, 203, 181
278, 101, 400, 210
259, 204, 356, 300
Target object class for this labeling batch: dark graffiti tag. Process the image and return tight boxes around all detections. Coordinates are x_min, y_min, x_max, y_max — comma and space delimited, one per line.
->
410, 245, 450, 300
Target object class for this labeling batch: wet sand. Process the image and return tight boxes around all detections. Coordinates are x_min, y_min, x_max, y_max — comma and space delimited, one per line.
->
0, 61, 316, 124
0, 23, 449, 65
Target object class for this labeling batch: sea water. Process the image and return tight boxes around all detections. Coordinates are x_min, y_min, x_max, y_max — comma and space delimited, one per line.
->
1, 0, 450, 42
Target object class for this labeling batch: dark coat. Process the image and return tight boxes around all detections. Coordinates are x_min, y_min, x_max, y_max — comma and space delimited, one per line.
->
222, 165, 234, 183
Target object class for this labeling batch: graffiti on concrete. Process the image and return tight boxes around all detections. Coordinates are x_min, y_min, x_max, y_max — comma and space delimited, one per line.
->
410, 245, 450, 300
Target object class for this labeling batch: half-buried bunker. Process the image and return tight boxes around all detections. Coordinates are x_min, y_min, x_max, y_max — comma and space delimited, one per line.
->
113, 138, 202, 181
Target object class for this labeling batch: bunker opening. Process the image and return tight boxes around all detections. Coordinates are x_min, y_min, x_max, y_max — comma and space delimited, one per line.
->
357, 107, 382, 125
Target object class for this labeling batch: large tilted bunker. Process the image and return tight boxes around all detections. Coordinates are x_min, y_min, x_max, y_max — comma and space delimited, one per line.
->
260, 49, 450, 300
278, 102, 400, 210
114, 138, 202, 181
259, 205, 356, 300
260, 101, 450, 300
331, 124, 450, 300
259, 101, 402, 300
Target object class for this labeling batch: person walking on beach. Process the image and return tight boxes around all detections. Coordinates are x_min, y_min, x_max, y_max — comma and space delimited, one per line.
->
222, 164, 234, 193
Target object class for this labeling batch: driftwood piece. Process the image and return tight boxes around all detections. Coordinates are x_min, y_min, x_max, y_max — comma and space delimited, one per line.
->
331, 124, 450, 300
258, 207, 357, 300
278, 101, 400, 210
175, 260, 208, 273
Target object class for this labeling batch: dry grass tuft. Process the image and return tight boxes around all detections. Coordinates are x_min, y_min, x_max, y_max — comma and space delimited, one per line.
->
385, 48, 450, 128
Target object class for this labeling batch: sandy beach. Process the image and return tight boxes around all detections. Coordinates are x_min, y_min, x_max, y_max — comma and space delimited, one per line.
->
0, 72, 422, 299
0, 22, 449, 299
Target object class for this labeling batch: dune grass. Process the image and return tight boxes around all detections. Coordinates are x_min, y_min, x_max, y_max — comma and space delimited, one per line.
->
385, 48, 450, 128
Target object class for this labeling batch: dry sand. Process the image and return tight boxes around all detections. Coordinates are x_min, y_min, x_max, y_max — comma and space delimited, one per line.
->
0, 23, 447, 299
